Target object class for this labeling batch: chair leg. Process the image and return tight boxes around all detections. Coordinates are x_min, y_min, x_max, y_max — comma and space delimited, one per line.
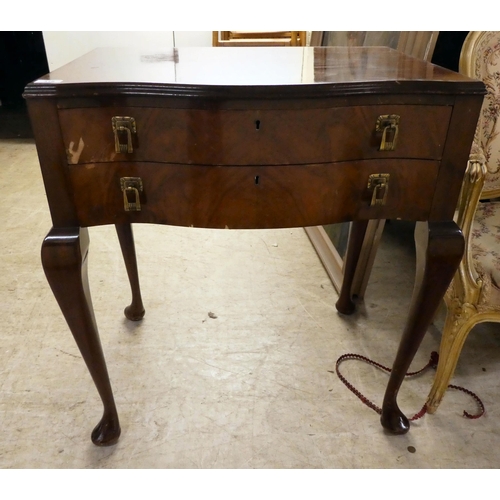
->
426, 303, 477, 413
115, 223, 145, 321
42, 227, 121, 446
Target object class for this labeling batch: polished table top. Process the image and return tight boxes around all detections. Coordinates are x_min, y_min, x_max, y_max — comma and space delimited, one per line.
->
28, 46, 480, 96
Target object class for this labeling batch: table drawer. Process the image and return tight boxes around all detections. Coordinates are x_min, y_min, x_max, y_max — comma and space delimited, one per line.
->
60, 105, 451, 166
69, 159, 439, 228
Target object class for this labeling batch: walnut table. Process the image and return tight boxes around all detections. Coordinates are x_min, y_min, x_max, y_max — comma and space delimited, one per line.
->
24, 47, 484, 445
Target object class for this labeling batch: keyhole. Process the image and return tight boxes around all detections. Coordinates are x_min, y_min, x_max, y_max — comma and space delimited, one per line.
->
255, 175, 260, 185
255, 120, 261, 130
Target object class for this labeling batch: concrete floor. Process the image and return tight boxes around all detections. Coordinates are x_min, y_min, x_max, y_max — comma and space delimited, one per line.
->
1, 138, 500, 469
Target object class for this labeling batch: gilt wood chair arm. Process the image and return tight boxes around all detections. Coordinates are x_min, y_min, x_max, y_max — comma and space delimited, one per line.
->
453, 147, 487, 299
457, 148, 487, 238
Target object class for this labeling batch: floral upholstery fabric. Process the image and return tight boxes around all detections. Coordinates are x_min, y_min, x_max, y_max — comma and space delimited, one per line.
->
471, 201, 500, 300
472, 32, 500, 193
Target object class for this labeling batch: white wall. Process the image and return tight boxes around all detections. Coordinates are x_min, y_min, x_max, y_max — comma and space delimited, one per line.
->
42, 31, 212, 71
173, 31, 213, 48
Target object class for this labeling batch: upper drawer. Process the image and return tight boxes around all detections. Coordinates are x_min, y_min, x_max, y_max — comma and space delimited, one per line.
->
59, 105, 452, 166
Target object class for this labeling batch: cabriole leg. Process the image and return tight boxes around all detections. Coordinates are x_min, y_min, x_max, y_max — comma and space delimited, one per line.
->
115, 223, 145, 321
336, 220, 369, 314
380, 221, 464, 433
41, 227, 121, 446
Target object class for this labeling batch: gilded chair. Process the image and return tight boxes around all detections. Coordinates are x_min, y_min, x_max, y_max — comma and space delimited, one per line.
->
426, 31, 500, 413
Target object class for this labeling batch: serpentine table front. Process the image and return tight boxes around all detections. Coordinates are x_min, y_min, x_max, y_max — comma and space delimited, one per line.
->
24, 46, 484, 445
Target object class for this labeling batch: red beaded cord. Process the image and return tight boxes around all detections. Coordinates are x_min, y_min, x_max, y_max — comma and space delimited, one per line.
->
333, 351, 485, 421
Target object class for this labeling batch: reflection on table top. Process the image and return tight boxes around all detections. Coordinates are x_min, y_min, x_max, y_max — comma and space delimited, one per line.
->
32, 46, 475, 88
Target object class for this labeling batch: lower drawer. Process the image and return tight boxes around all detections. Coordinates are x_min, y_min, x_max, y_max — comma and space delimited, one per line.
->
69, 160, 439, 228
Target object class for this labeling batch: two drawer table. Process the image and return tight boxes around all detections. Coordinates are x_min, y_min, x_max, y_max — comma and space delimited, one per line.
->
24, 47, 484, 445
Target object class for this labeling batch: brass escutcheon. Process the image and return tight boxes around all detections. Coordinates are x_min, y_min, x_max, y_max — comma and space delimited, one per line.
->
112, 116, 137, 154
120, 177, 143, 211
368, 173, 390, 206
375, 115, 400, 151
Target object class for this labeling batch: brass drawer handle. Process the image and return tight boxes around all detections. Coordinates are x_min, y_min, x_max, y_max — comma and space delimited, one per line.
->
376, 115, 400, 151
112, 116, 136, 154
368, 173, 390, 206
120, 177, 143, 211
